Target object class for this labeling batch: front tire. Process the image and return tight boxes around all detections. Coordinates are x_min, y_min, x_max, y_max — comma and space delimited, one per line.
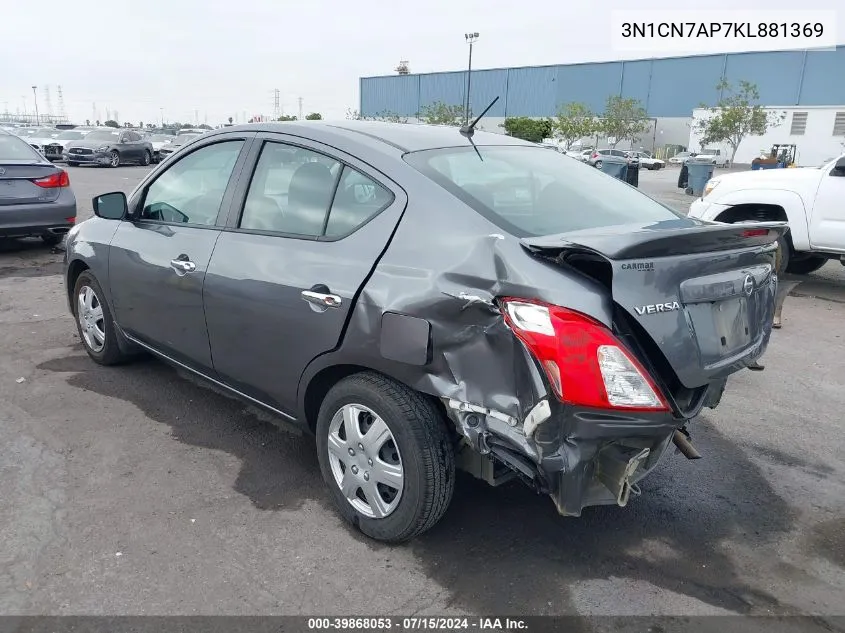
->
785, 255, 827, 275
316, 372, 455, 543
72, 271, 132, 365
594, 160, 603, 169
108, 150, 120, 168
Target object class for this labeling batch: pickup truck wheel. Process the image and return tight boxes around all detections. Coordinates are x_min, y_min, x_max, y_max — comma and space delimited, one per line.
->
316, 372, 455, 543
785, 256, 827, 275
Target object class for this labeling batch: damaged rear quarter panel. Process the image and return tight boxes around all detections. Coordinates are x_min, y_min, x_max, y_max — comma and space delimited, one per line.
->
297, 160, 614, 424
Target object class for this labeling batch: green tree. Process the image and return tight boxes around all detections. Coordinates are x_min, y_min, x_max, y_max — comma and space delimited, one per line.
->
502, 117, 552, 143
277, 114, 297, 121
418, 101, 464, 126
599, 95, 649, 149
104, 120, 119, 128
198, 123, 213, 129
552, 102, 598, 150
695, 79, 785, 166
346, 108, 407, 123
305, 112, 323, 120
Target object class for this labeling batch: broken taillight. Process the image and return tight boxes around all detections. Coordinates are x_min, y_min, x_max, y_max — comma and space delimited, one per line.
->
500, 298, 669, 412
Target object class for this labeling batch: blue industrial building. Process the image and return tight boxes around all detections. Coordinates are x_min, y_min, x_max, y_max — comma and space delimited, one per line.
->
359, 46, 845, 119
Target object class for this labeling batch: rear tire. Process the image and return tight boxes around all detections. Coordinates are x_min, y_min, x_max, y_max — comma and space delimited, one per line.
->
72, 271, 133, 366
785, 256, 827, 275
41, 234, 62, 247
141, 150, 151, 166
316, 372, 455, 543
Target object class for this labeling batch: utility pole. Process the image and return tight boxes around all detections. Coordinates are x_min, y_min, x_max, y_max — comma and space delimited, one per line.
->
463, 33, 479, 126
298, 97, 303, 121
31, 86, 39, 125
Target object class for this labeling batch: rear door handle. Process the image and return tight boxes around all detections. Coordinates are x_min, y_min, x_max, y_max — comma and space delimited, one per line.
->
301, 290, 342, 308
170, 258, 196, 273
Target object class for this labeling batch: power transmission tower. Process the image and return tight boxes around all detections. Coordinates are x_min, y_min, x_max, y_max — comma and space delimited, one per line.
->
273, 89, 280, 119
92, 102, 97, 124
44, 86, 54, 121
57, 86, 67, 121
298, 97, 303, 121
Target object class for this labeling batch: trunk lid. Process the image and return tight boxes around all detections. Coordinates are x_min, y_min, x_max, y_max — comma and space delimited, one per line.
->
0, 164, 63, 205
521, 220, 786, 389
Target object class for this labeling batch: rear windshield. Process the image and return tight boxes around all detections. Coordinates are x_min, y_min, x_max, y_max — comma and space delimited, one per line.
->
404, 145, 680, 238
0, 134, 42, 161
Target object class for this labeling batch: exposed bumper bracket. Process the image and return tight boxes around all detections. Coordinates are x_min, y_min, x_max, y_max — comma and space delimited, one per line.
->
595, 444, 651, 507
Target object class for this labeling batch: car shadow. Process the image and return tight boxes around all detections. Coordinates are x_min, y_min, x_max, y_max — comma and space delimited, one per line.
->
38, 351, 796, 617
0, 237, 65, 278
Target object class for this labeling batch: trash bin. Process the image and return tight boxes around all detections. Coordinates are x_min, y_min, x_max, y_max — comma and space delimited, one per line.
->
677, 163, 689, 189
598, 155, 628, 181
686, 159, 715, 196
625, 159, 640, 187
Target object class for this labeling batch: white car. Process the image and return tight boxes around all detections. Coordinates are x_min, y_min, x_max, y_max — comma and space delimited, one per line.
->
688, 154, 845, 274
668, 151, 694, 165
627, 151, 665, 171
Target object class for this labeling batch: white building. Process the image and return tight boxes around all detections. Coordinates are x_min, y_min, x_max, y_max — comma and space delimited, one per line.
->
689, 106, 845, 167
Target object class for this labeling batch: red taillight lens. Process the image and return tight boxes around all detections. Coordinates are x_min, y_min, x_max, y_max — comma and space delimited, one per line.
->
66, 217, 76, 224
32, 170, 70, 188
500, 298, 669, 412
591, 152, 599, 158
741, 228, 769, 237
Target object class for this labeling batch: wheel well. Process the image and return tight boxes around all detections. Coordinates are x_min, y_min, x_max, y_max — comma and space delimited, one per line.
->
66, 260, 89, 313
714, 203, 787, 224
302, 364, 450, 434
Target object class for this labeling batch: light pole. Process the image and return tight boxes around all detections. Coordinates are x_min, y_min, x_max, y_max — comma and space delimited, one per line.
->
160, 107, 164, 127
464, 32, 479, 125
31, 86, 39, 125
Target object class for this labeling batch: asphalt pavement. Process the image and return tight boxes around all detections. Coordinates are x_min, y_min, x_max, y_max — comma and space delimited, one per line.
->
1, 164, 843, 620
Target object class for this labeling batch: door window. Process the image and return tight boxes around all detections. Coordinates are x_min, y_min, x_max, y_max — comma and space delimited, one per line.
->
240, 142, 341, 236
140, 140, 244, 226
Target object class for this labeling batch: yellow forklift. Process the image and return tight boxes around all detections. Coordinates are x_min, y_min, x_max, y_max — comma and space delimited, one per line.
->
751, 144, 798, 170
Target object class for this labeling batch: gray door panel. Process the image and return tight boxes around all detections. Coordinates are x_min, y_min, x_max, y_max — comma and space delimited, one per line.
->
204, 136, 407, 415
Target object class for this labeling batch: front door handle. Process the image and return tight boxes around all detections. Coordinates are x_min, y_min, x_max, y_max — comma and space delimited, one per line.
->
301, 290, 342, 308
170, 258, 196, 273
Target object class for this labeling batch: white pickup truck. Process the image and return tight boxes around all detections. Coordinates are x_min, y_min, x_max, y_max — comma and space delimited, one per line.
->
688, 154, 845, 274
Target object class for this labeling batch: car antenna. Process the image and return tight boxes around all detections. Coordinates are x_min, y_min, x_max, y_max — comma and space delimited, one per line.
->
460, 96, 499, 161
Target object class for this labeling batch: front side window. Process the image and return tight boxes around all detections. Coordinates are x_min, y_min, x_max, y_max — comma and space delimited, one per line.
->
140, 140, 244, 225
405, 145, 681, 238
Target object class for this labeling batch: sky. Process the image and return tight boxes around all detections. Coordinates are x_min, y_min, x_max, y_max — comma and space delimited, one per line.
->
1, 0, 841, 126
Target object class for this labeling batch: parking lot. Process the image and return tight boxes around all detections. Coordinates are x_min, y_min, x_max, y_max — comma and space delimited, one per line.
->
1, 164, 843, 619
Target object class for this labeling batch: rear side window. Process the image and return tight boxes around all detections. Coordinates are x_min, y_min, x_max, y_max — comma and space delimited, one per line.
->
239, 141, 393, 238
0, 134, 42, 161
404, 146, 681, 238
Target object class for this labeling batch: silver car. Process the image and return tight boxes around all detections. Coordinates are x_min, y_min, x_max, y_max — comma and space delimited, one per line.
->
0, 130, 77, 245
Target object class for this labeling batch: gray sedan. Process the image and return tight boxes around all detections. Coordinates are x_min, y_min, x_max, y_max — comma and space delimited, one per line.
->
64, 121, 783, 543
0, 130, 77, 245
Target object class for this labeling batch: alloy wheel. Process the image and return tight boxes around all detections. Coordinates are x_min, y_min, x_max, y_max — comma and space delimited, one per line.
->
77, 285, 106, 352
326, 403, 404, 519
110, 152, 120, 167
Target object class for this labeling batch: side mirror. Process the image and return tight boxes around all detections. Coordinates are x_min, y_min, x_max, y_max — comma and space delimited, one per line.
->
93, 191, 128, 220
833, 157, 845, 176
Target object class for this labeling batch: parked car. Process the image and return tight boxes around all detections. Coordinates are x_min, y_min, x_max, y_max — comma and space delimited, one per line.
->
565, 148, 592, 161
65, 121, 784, 543
588, 148, 629, 168
64, 128, 154, 167
627, 151, 665, 171
45, 128, 94, 162
0, 129, 77, 246
689, 153, 845, 274
13, 127, 60, 158
698, 148, 729, 167
669, 151, 695, 165
144, 133, 176, 163
157, 132, 202, 162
